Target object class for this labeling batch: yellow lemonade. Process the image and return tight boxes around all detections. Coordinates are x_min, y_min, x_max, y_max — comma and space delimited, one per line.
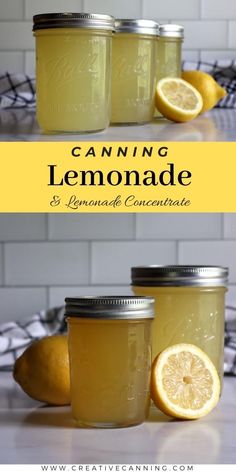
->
65, 296, 154, 428
155, 25, 184, 117
111, 20, 158, 124
131, 266, 228, 385
33, 14, 114, 132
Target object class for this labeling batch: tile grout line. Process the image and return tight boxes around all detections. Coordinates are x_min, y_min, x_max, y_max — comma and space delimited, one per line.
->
23, 0, 26, 20
199, 0, 203, 20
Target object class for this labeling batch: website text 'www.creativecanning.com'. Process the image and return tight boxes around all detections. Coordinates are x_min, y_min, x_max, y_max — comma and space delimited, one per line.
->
40, 466, 194, 472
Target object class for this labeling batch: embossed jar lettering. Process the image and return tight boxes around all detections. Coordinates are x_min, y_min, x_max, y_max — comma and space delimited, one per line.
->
33, 13, 114, 132
132, 265, 228, 387
111, 19, 159, 124
65, 296, 154, 428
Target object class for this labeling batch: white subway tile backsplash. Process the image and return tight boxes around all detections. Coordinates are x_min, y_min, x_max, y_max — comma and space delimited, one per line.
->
5, 242, 89, 285
25, 51, 35, 76
224, 214, 236, 239
83, 0, 142, 17
0, 214, 46, 241
0, 288, 47, 322
136, 214, 221, 240
0, 52, 24, 73
0, 1, 234, 72
201, 0, 236, 19
25, 0, 83, 19
92, 241, 176, 284
179, 241, 236, 282
201, 50, 236, 61
0, 22, 33, 50
143, 0, 200, 20
49, 214, 134, 240
229, 22, 236, 49
177, 21, 228, 49
226, 286, 236, 306
182, 50, 200, 62
0, 0, 24, 20
49, 285, 132, 307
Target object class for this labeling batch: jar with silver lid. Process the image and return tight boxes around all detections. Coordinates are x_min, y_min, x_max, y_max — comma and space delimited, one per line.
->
65, 296, 154, 428
33, 13, 115, 132
131, 265, 228, 385
155, 24, 184, 117
111, 19, 159, 124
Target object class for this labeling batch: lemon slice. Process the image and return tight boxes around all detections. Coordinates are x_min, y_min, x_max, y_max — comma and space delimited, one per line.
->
151, 343, 220, 419
155, 78, 203, 122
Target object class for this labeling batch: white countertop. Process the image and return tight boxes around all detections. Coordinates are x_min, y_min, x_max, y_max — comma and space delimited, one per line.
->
0, 108, 235, 142
0, 372, 236, 464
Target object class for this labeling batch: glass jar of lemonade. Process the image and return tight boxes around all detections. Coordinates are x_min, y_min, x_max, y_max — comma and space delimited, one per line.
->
131, 266, 228, 384
157, 24, 184, 80
65, 296, 154, 428
33, 13, 115, 133
111, 19, 159, 124
155, 24, 184, 117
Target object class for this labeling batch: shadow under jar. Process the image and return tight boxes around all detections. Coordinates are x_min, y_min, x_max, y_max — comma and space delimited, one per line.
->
111, 19, 159, 124
33, 13, 115, 133
131, 266, 228, 387
65, 296, 154, 428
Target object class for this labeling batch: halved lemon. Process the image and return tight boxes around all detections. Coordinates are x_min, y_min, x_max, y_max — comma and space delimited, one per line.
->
151, 343, 220, 420
155, 78, 203, 122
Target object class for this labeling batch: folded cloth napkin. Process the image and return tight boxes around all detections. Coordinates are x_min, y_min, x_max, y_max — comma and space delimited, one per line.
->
0, 305, 235, 374
0, 72, 35, 108
0, 60, 236, 109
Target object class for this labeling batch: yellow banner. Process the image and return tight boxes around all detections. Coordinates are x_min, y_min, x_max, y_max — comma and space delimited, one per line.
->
0, 142, 234, 212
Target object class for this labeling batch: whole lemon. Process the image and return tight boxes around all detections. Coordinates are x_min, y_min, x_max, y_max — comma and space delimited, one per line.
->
13, 335, 70, 405
182, 70, 227, 113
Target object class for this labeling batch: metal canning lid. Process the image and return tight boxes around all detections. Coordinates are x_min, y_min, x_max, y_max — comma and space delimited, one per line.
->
131, 265, 229, 287
115, 19, 159, 36
65, 296, 155, 319
159, 24, 184, 39
33, 13, 115, 31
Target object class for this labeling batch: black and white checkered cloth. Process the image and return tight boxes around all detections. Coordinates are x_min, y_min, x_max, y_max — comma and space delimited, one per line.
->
0, 72, 35, 108
0, 305, 235, 375
0, 60, 236, 109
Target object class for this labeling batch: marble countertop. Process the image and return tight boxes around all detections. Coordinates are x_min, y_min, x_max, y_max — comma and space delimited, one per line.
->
0, 372, 236, 464
0, 108, 235, 142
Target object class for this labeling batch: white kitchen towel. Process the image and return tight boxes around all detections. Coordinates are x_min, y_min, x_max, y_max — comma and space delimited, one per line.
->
0, 305, 235, 374
0, 60, 236, 109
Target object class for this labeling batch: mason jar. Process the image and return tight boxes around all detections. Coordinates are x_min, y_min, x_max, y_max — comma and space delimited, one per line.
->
155, 24, 184, 117
111, 19, 159, 124
65, 296, 154, 428
33, 13, 115, 133
131, 266, 228, 385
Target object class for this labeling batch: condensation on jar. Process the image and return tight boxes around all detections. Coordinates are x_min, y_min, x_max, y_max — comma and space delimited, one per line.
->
131, 265, 228, 386
65, 296, 154, 428
33, 13, 115, 133
111, 19, 159, 124
155, 24, 184, 118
